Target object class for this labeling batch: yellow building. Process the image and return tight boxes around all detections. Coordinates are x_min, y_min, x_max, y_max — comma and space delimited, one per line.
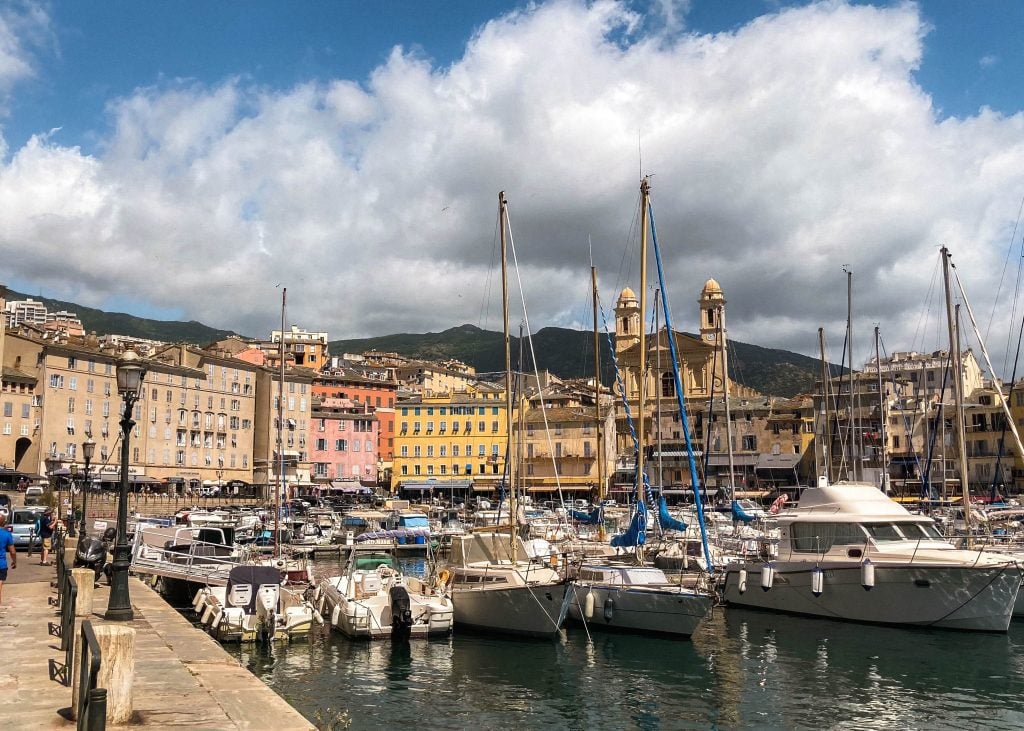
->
391, 382, 509, 492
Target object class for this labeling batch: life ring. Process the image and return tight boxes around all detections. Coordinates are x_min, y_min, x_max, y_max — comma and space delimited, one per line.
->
437, 569, 452, 586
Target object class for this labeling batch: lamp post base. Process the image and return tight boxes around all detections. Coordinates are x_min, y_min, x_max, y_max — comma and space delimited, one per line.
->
105, 545, 134, 621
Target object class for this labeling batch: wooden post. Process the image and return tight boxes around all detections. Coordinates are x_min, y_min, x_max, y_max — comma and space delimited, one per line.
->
95, 625, 136, 723
70, 568, 95, 618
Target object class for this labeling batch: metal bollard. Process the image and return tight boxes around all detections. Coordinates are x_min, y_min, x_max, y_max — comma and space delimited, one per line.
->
86, 688, 107, 731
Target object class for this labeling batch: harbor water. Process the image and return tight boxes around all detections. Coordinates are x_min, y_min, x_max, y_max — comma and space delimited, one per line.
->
200, 558, 1024, 730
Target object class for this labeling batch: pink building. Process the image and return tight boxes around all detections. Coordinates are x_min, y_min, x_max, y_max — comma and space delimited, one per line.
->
310, 397, 379, 483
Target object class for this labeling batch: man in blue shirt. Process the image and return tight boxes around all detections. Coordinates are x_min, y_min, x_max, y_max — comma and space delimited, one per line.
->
0, 513, 17, 605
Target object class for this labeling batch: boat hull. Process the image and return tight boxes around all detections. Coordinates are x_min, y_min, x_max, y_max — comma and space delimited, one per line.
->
452, 583, 567, 638
722, 561, 1021, 632
566, 583, 713, 637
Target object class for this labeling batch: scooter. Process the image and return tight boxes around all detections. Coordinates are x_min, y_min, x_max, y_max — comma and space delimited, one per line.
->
74, 527, 117, 583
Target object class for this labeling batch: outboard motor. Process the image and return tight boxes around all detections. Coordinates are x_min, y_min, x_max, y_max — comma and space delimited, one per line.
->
389, 585, 413, 640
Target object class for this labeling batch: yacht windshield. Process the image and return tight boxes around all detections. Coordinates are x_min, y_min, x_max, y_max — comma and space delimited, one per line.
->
864, 523, 903, 541
894, 522, 944, 540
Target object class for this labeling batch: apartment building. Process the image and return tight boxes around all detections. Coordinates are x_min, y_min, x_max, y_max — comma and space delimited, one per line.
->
309, 397, 379, 483
391, 382, 509, 492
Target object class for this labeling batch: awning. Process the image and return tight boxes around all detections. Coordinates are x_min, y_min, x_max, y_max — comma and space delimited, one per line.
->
399, 481, 472, 491
526, 485, 593, 492
164, 477, 185, 484
706, 454, 759, 467
734, 490, 771, 499
662, 488, 719, 496
130, 476, 159, 484
650, 450, 705, 458
754, 453, 802, 471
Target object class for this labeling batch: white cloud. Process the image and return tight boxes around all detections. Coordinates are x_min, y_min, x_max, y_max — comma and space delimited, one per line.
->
1, 0, 1024, 377
0, 2, 51, 104
980, 54, 998, 69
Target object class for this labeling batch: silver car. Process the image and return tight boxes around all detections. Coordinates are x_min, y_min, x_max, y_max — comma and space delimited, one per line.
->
9, 507, 45, 549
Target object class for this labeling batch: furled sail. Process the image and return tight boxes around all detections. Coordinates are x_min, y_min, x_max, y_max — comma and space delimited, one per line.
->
658, 496, 687, 531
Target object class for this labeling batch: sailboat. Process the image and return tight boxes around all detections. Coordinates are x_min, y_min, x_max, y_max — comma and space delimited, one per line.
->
565, 178, 714, 637
446, 191, 570, 638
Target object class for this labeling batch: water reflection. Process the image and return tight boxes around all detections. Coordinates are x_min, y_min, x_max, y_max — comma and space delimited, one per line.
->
211, 555, 1024, 730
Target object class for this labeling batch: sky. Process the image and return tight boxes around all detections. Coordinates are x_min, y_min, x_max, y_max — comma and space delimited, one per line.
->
3, 0, 1024, 374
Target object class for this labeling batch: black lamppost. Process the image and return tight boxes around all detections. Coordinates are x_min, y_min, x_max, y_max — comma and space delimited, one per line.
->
68, 464, 79, 537
80, 436, 95, 536
106, 349, 145, 622
44, 454, 61, 517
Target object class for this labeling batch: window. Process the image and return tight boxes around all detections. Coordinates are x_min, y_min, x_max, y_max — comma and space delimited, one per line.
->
742, 435, 757, 451
452, 445, 459, 457
401, 445, 408, 457
478, 444, 486, 457
316, 438, 327, 450
69, 377, 77, 391
426, 445, 434, 457
791, 522, 867, 552
49, 374, 64, 389
478, 421, 485, 432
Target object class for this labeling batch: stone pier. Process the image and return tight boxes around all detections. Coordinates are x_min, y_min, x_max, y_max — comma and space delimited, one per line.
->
0, 545, 314, 729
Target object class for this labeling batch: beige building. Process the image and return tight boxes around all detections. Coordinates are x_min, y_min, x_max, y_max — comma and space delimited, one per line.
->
0, 326, 265, 494
394, 360, 478, 396
519, 403, 616, 497
253, 366, 317, 498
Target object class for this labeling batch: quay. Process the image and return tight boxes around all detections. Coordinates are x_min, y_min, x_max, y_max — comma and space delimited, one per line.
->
0, 540, 314, 730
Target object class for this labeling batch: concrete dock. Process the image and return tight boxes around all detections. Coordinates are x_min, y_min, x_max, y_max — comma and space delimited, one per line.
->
0, 545, 314, 729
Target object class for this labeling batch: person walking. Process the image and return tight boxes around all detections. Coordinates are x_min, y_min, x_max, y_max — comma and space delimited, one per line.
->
37, 507, 56, 566
0, 513, 16, 605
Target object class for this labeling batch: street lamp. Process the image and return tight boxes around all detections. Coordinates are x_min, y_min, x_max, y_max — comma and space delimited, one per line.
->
106, 349, 146, 622
68, 464, 79, 537
44, 454, 61, 518
80, 436, 95, 536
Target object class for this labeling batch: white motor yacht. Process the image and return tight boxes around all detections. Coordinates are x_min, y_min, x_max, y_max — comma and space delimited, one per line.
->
721, 483, 1022, 632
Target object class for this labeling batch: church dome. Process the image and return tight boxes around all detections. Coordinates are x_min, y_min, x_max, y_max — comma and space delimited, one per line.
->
702, 278, 722, 295
618, 286, 637, 302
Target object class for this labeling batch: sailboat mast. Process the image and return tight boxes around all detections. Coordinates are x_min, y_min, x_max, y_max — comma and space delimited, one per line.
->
875, 326, 888, 492
592, 265, 604, 504
941, 247, 972, 537
276, 287, 286, 559
636, 178, 650, 501
499, 191, 517, 561
846, 268, 857, 481
655, 288, 663, 491
818, 327, 832, 484
720, 304, 736, 502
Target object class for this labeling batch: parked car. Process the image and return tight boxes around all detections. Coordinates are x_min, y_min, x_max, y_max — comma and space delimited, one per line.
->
9, 507, 45, 549
0, 493, 11, 519
23, 486, 44, 506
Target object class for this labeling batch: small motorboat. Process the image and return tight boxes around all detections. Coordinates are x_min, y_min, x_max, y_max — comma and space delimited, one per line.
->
193, 565, 316, 643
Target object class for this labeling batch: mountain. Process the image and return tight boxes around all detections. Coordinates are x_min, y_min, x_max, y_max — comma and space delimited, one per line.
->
4, 286, 834, 397
331, 324, 838, 398
5, 290, 238, 344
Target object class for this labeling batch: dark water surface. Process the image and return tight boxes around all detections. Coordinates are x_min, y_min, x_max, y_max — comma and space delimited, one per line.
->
213, 559, 1024, 730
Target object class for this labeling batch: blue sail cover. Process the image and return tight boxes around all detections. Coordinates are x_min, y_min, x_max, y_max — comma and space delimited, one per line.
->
611, 499, 647, 548
731, 499, 755, 523
570, 506, 602, 525
658, 496, 687, 531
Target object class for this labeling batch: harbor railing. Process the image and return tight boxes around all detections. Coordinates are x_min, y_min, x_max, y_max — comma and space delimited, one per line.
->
77, 620, 108, 731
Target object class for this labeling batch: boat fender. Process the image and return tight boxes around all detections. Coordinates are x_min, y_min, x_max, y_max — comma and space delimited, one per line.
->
584, 591, 595, 620
192, 590, 206, 612
811, 566, 824, 597
737, 569, 747, 595
761, 563, 774, 591
331, 604, 341, 627
211, 608, 223, 630
861, 559, 875, 591
437, 569, 451, 587
603, 596, 614, 623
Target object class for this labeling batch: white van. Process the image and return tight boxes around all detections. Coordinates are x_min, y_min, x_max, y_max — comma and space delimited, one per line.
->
24, 485, 45, 506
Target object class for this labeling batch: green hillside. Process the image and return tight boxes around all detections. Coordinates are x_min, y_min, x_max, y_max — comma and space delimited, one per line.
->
331, 324, 838, 397
6, 290, 238, 344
